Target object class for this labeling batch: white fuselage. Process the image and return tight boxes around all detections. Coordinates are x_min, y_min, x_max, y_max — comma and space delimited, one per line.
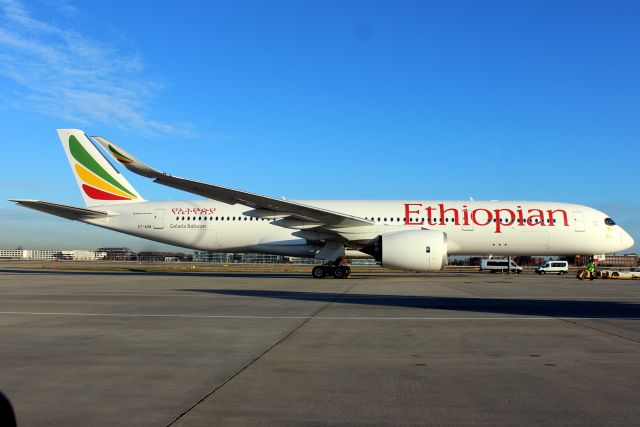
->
83, 200, 634, 257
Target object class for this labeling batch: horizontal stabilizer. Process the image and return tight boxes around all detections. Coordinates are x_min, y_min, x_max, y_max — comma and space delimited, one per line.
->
10, 200, 111, 221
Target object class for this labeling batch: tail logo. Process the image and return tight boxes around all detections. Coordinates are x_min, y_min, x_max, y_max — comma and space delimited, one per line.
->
106, 144, 134, 164
69, 135, 137, 201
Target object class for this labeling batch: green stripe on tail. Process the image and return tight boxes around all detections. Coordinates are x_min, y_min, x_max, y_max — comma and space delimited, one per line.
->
68, 135, 136, 197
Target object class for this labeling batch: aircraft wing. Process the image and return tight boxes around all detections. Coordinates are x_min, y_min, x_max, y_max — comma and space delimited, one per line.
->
10, 200, 110, 221
92, 137, 373, 228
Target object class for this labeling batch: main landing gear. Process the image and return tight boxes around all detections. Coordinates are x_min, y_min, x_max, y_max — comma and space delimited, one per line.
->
311, 263, 351, 279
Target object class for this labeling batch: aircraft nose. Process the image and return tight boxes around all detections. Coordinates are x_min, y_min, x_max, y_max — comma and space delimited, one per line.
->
621, 229, 635, 250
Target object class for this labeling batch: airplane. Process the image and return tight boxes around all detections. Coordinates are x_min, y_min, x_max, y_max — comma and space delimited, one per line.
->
11, 129, 635, 278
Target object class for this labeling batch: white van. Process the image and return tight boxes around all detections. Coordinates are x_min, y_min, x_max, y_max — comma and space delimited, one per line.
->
535, 261, 569, 275
479, 259, 523, 273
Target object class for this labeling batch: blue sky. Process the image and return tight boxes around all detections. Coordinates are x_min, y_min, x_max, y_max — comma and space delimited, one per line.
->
0, 0, 638, 253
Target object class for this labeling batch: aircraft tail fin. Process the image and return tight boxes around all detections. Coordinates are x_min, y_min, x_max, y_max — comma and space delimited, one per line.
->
57, 129, 144, 207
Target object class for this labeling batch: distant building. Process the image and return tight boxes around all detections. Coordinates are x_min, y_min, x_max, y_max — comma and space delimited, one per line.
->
194, 251, 233, 263
97, 248, 137, 261
194, 251, 282, 263
285, 257, 316, 264
0, 249, 107, 260
576, 254, 638, 267
0, 249, 60, 260
0, 249, 28, 259
58, 250, 107, 261
192, 251, 377, 265
137, 251, 192, 262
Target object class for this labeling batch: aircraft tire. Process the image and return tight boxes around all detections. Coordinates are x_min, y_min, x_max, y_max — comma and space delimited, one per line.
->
312, 266, 326, 279
333, 266, 347, 279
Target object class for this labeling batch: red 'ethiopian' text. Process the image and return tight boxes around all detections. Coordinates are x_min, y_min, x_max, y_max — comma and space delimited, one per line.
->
404, 203, 569, 234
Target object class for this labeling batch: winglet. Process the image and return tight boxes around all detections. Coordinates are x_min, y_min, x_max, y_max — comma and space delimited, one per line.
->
92, 136, 159, 178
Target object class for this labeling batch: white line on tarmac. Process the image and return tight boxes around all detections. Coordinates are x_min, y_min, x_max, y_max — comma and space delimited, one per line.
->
0, 311, 638, 321
0, 291, 638, 300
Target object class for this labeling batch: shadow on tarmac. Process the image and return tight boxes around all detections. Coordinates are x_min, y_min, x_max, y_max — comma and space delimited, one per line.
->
184, 289, 640, 319
0, 268, 477, 279
0, 269, 311, 279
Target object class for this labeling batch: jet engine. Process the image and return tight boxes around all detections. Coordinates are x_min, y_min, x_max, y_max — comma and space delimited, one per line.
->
361, 229, 448, 272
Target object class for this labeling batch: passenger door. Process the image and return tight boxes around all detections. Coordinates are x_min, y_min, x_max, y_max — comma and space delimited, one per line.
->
153, 209, 165, 229
572, 211, 585, 232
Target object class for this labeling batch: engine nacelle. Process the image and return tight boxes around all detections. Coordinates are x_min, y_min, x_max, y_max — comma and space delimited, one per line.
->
361, 229, 448, 272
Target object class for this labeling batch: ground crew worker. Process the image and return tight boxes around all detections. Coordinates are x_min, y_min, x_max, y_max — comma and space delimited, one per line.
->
586, 258, 597, 280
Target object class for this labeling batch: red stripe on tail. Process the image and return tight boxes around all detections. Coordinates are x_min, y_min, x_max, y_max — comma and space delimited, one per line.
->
82, 184, 131, 200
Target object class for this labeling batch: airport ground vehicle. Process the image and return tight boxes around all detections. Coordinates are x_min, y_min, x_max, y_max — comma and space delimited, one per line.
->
577, 269, 596, 280
600, 267, 640, 278
535, 260, 569, 275
480, 259, 523, 273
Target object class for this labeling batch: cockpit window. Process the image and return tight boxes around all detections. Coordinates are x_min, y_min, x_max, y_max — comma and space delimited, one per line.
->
604, 218, 616, 226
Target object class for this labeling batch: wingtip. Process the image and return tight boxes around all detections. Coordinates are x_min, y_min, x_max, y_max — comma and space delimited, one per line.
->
9, 199, 37, 203
91, 136, 158, 178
